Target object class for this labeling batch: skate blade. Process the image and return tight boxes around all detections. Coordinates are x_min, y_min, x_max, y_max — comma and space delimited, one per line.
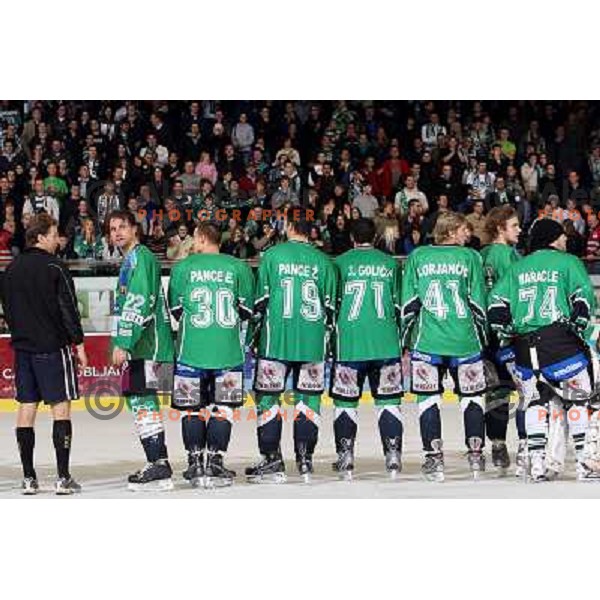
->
189, 476, 203, 489
471, 470, 482, 481
337, 470, 353, 482
55, 488, 81, 496
423, 472, 444, 483
246, 472, 287, 485
387, 469, 401, 480
21, 489, 38, 496
300, 472, 312, 484
128, 478, 174, 492
202, 476, 233, 489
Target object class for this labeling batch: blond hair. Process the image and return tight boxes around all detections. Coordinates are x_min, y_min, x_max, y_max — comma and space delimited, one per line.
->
433, 211, 467, 244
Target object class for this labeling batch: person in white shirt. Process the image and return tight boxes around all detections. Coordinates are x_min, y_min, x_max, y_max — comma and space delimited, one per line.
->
421, 113, 447, 150
22, 179, 60, 223
394, 175, 428, 215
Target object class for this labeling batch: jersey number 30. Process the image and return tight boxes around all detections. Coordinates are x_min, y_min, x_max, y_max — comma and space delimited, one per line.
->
190, 287, 237, 328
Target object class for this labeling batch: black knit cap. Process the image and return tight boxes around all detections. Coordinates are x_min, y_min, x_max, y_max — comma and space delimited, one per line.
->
528, 218, 565, 253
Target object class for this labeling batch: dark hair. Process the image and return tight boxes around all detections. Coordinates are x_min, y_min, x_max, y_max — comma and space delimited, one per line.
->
194, 222, 221, 245
351, 218, 376, 245
287, 205, 312, 237
25, 213, 57, 247
108, 209, 137, 228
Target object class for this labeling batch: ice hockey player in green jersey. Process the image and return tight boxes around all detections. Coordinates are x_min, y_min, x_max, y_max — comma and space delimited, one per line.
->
330, 218, 403, 479
169, 222, 254, 488
401, 211, 488, 481
109, 210, 175, 491
488, 218, 600, 482
245, 206, 337, 483
479, 205, 526, 475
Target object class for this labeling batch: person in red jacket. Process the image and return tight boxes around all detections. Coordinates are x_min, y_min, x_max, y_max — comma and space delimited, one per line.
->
378, 145, 410, 199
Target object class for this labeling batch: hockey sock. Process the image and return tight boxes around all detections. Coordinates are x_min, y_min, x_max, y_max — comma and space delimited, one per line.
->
129, 394, 168, 463
418, 396, 442, 452
375, 402, 403, 454
526, 399, 549, 453
207, 405, 234, 453
566, 401, 588, 455
52, 419, 72, 480
333, 401, 358, 452
294, 393, 320, 457
256, 394, 282, 455
16, 427, 36, 479
461, 396, 486, 448
485, 388, 510, 442
181, 413, 207, 453
516, 407, 527, 440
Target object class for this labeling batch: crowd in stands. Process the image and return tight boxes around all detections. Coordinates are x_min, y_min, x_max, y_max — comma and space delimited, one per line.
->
2, 100, 600, 266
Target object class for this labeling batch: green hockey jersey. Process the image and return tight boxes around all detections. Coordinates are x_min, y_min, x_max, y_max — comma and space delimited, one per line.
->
112, 244, 174, 362
480, 243, 520, 293
251, 240, 337, 363
488, 248, 595, 337
334, 246, 402, 362
169, 252, 254, 369
401, 245, 487, 357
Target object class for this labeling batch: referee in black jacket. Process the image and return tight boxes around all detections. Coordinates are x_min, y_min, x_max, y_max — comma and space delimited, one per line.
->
2, 213, 88, 495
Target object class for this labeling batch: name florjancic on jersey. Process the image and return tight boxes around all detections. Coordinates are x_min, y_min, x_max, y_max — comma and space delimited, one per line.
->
416, 263, 469, 277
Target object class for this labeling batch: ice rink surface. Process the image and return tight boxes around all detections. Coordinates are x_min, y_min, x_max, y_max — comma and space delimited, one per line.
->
2, 403, 600, 499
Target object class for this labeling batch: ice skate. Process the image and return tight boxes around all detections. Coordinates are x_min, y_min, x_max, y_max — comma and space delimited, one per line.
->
245, 451, 287, 484
182, 451, 204, 487
55, 477, 82, 495
422, 440, 444, 482
491, 440, 510, 475
515, 440, 528, 479
128, 459, 174, 492
296, 444, 314, 484
576, 457, 600, 482
467, 437, 486, 480
529, 450, 547, 483
21, 477, 39, 496
332, 438, 354, 481
203, 452, 236, 488
384, 436, 402, 479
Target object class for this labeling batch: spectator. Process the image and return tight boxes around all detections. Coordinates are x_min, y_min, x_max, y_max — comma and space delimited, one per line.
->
166, 224, 194, 261
564, 219, 586, 257
96, 181, 121, 230
0, 220, 15, 264
352, 182, 379, 219
328, 213, 352, 256
374, 222, 402, 254
394, 175, 428, 215
180, 160, 202, 197
74, 218, 103, 260
466, 199, 487, 246
231, 113, 255, 161
195, 150, 218, 185
43, 161, 68, 202
585, 213, 600, 259
23, 178, 60, 222
421, 194, 450, 244
271, 176, 298, 210
379, 145, 410, 199
146, 218, 168, 259
221, 226, 255, 259
252, 221, 279, 254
